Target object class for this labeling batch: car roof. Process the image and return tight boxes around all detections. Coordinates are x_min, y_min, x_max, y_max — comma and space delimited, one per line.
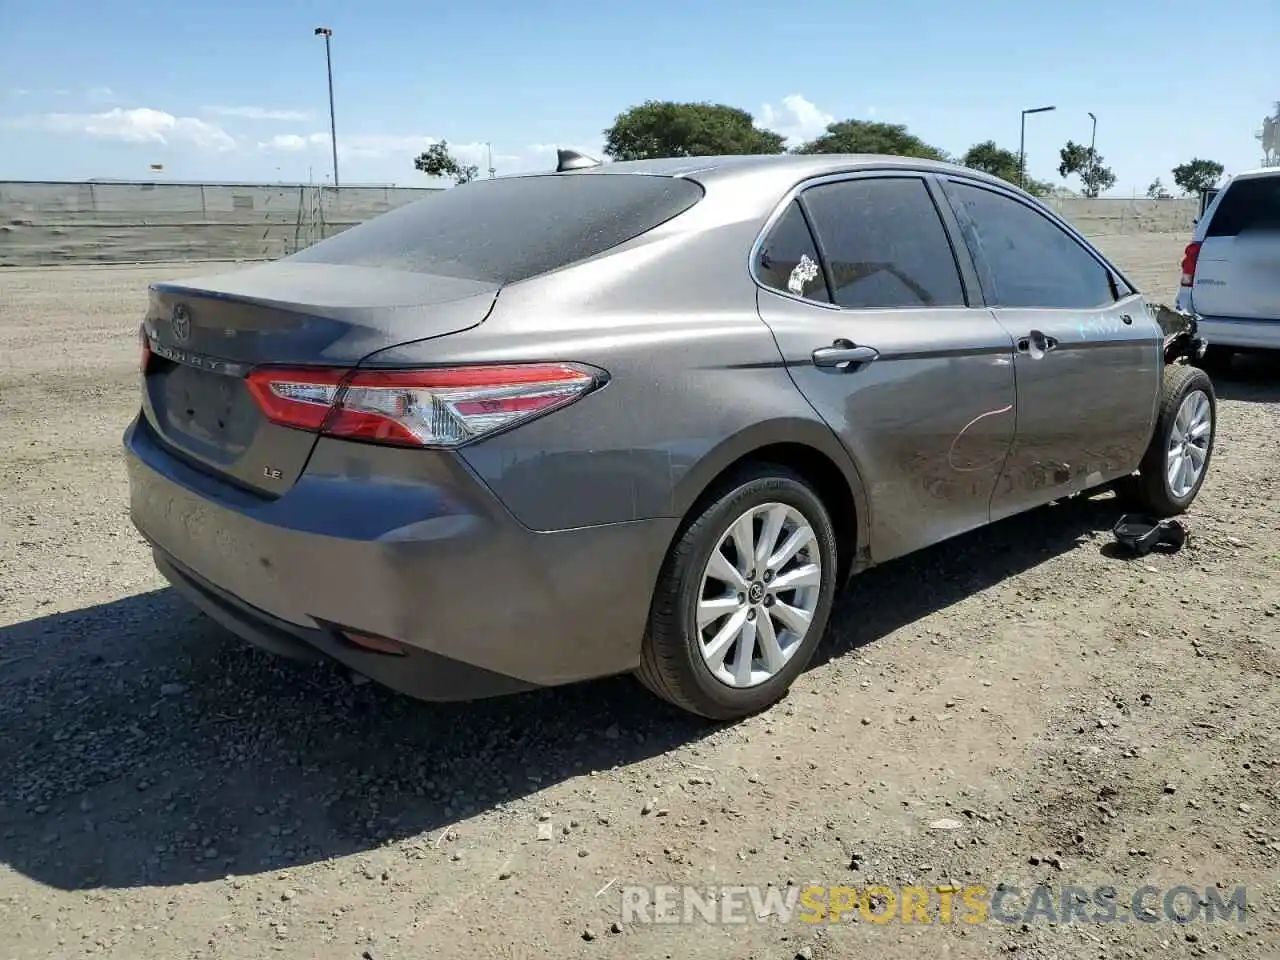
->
512, 153, 1020, 194
1222, 166, 1280, 183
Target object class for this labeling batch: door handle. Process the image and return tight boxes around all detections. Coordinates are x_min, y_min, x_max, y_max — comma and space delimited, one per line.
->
1016, 330, 1058, 357
812, 340, 879, 370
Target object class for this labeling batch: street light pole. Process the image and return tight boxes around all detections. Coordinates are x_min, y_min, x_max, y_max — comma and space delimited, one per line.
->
314, 27, 339, 188
1088, 111, 1097, 191
1019, 104, 1057, 189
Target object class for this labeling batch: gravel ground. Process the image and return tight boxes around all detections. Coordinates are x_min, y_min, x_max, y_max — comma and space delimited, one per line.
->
2, 239, 1279, 960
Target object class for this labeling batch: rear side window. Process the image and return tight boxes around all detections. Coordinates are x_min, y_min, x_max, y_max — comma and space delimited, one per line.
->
944, 181, 1117, 310
288, 173, 704, 284
799, 177, 967, 310
1205, 177, 1280, 237
757, 201, 831, 302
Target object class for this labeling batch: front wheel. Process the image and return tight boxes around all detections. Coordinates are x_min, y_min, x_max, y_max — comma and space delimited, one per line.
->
1122, 364, 1216, 516
637, 465, 838, 720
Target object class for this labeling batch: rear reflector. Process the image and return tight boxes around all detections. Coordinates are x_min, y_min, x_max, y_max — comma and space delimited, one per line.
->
340, 630, 408, 656
245, 362, 603, 448
1179, 241, 1202, 287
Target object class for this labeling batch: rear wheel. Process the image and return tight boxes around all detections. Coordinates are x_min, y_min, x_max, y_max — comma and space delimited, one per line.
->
1121, 364, 1216, 516
637, 465, 838, 720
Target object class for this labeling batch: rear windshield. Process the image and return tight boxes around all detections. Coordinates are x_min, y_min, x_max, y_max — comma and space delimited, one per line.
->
288, 173, 704, 283
1206, 176, 1280, 237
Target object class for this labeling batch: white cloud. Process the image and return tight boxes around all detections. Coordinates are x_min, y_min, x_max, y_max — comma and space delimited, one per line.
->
6, 107, 236, 151
258, 133, 313, 151
87, 86, 117, 104
204, 105, 313, 122
758, 94, 835, 146
259, 132, 526, 167
253, 131, 604, 180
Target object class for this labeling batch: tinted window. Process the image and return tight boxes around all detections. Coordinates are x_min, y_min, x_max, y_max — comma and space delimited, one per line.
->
800, 177, 966, 309
945, 182, 1116, 309
1206, 177, 1280, 237
757, 201, 831, 302
289, 174, 704, 284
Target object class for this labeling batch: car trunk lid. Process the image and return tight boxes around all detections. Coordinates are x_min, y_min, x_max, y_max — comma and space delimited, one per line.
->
141, 261, 498, 496
1192, 175, 1280, 321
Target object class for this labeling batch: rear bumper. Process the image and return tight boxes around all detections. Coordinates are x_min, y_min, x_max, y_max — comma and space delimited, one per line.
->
123, 414, 677, 699
1194, 315, 1280, 351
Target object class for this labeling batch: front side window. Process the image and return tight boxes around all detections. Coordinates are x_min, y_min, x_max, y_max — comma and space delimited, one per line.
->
756, 201, 831, 303
944, 181, 1117, 309
800, 177, 967, 310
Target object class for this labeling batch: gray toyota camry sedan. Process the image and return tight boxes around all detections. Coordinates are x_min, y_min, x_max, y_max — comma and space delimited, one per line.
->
125, 152, 1215, 720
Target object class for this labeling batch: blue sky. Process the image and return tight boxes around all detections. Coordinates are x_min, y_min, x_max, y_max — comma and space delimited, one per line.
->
1, 0, 1276, 194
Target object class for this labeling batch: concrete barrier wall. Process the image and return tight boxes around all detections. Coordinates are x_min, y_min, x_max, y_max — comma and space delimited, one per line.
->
1036, 196, 1198, 238
0, 181, 440, 266
0, 180, 1199, 268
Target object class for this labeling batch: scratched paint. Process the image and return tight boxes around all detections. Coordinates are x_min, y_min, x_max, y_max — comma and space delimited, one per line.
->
1075, 312, 1127, 340
948, 404, 1015, 472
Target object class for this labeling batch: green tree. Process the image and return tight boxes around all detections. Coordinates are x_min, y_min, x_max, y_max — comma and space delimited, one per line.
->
959, 139, 1051, 196
1057, 140, 1117, 198
1146, 178, 1172, 199
601, 101, 786, 160
1171, 158, 1224, 195
413, 141, 478, 184
794, 119, 948, 160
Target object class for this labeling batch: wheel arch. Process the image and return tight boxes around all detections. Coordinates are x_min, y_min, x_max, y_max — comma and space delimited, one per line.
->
670, 418, 870, 583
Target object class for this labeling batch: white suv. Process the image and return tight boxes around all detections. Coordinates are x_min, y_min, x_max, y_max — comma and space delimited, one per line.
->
1176, 167, 1280, 369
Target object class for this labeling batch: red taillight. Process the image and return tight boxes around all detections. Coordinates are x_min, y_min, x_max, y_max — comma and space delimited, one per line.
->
1179, 241, 1202, 287
244, 367, 347, 432
244, 362, 602, 448
139, 324, 151, 374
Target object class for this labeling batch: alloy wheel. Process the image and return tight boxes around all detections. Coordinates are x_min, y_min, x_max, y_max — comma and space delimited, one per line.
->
695, 502, 823, 689
1166, 389, 1212, 499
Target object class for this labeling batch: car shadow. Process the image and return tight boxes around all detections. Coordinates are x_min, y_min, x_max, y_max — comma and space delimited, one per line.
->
1211, 351, 1280, 403
814, 490, 1123, 665
0, 492, 1125, 892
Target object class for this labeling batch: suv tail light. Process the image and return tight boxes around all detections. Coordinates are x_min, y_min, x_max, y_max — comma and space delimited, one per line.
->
245, 362, 605, 448
1179, 241, 1202, 287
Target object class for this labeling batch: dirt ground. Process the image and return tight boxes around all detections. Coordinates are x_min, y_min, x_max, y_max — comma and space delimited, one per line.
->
1, 238, 1278, 960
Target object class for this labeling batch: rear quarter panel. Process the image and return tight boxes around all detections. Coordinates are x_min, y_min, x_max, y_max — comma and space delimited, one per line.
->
358, 175, 868, 534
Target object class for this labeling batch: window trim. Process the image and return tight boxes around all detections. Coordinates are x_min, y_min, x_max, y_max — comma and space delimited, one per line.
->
749, 169, 978, 312
937, 175, 1141, 307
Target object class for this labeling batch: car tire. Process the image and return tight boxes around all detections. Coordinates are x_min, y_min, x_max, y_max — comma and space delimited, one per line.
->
637, 464, 839, 720
1121, 363, 1216, 517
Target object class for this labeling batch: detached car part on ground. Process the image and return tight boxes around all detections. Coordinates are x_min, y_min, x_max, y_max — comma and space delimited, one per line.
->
125, 153, 1218, 721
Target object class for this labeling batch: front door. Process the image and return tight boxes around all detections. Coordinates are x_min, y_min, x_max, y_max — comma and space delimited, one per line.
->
937, 177, 1162, 521
755, 173, 1017, 564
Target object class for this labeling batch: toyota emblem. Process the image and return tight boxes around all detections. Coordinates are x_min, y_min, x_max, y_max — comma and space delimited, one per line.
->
170, 303, 192, 342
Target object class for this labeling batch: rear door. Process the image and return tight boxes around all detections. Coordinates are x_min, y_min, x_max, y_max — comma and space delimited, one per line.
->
756, 172, 1017, 564
1190, 173, 1280, 320
938, 176, 1162, 521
